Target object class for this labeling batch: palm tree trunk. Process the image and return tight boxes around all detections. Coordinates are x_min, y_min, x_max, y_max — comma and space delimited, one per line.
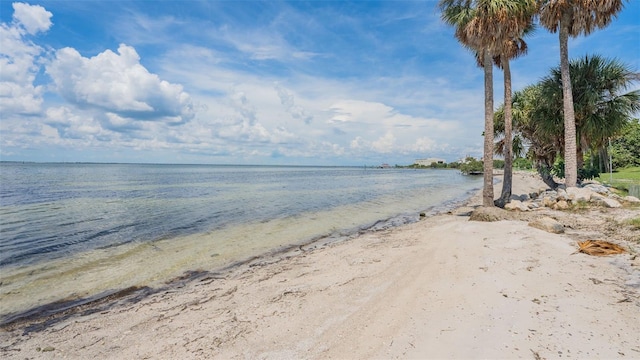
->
600, 148, 605, 173
559, 12, 578, 188
577, 134, 586, 174
537, 163, 559, 189
483, 50, 495, 207
600, 146, 610, 173
496, 56, 513, 208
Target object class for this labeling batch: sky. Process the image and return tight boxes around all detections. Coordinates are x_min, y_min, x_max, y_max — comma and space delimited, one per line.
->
1, 1, 638, 166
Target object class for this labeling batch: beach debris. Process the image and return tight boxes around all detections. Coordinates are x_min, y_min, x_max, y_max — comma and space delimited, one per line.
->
575, 240, 626, 256
530, 349, 543, 360
36, 346, 55, 352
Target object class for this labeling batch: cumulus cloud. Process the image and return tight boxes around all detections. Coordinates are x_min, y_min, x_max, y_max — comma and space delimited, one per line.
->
371, 132, 396, 153
45, 106, 103, 140
12, 2, 52, 35
46, 44, 194, 124
0, 81, 43, 115
411, 136, 438, 153
0, 2, 482, 164
1, 3, 204, 161
0, 3, 52, 115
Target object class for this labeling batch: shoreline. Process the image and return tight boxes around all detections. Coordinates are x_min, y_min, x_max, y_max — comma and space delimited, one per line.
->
0, 166, 480, 323
0, 179, 481, 328
1, 171, 639, 359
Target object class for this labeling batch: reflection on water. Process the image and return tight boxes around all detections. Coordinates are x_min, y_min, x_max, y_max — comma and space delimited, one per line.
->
0, 163, 481, 321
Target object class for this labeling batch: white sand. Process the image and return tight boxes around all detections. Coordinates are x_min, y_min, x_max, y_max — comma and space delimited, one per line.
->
1, 172, 639, 359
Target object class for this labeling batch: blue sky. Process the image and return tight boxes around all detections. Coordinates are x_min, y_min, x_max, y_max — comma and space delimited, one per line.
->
1, 1, 638, 166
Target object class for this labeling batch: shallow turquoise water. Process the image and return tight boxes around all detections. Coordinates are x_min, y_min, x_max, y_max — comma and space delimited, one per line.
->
0, 163, 481, 321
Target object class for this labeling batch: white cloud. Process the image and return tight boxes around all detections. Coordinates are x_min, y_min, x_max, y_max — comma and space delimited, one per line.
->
14, 0, 635, 165
411, 137, 438, 153
46, 44, 194, 124
350, 136, 364, 150
0, 3, 51, 115
12, 2, 53, 35
328, 100, 394, 124
275, 83, 313, 124
45, 106, 103, 139
221, 26, 315, 62
0, 26, 40, 84
0, 81, 43, 115
371, 131, 396, 153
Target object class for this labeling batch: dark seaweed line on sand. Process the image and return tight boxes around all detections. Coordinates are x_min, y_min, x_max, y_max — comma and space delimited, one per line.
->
0, 226, 351, 335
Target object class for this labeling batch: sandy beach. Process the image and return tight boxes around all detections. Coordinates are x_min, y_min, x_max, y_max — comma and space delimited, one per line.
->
1, 171, 639, 359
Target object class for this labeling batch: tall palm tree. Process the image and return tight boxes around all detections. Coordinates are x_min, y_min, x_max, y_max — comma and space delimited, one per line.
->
493, 18, 536, 208
440, 0, 535, 207
538, 0, 627, 188
440, 0, 493, 206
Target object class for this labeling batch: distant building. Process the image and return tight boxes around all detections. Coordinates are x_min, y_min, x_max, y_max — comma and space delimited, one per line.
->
415, 158, 445, 166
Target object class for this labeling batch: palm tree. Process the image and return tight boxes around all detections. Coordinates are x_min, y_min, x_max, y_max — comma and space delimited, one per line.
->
537, 54, 640, 173
495, 84, 563, 188
503, 55, 639, 188
440, 0, 536, 207
440, 0, 493, 206
493, 17, 536, 208
494, 97, 529, 161
538, 0, 628, 188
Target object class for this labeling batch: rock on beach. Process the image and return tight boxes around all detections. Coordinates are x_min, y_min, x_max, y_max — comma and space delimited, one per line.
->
528, 216, 564, 234
501, 180, 628, 211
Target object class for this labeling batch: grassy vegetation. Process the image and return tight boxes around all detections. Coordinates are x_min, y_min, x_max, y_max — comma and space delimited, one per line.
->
598, 166, 640, 182
628, 217, 640, 230
569, 200, 590, 212
598, 166, 640, 195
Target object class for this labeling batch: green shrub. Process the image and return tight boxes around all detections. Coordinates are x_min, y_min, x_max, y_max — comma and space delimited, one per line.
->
513, 157, 533, 170
460, 157, 484, 175
551, 159, 600, 181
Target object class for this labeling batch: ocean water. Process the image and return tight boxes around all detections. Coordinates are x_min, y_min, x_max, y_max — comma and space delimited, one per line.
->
0, 163, 481, 323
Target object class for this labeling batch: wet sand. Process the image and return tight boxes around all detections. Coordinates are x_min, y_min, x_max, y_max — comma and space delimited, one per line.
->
1, 172, 639, 359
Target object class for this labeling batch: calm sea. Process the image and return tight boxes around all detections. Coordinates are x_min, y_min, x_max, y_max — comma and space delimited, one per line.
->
0, 162, 481, 323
